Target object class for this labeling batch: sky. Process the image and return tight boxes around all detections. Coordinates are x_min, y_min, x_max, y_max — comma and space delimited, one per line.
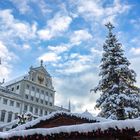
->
0, 0, 140, 115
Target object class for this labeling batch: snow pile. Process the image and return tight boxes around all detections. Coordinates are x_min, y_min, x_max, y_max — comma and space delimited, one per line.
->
0, 119, 140, 139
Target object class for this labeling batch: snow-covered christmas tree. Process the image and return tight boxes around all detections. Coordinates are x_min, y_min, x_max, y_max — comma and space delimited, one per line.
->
94, 22, 140, 120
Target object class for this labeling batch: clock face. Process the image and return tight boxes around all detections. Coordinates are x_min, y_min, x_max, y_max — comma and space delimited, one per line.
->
38, 73, 44, 84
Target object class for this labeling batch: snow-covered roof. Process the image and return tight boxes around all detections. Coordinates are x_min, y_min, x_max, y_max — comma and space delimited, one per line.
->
0, 119, 18, 129
1, 119, 140, 139
2, 75, 28, 86
0, 85, 21, 97
10, 111, 110, 131
24, 111, 39, 118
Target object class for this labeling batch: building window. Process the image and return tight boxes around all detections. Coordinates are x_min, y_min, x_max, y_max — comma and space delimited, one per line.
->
1, 110, 6, 122
24, 105, 28, 111
26, 84, 30, 89
37, 88, 39, 93
45, 111, 47, 115
46, 92, 48, 96
11, 87, 14, 91
15, 113, 18, 119
16, 102, 20, 108
7, 112, 12, 122
25, 94, 29, 99
49, 102, 52, 106
40, 109, 43, 115
31, 96, 34, 101
32, 86, 35, 91
3, 98, 8, 105
40, 99, 43, 104
35, 108, 38, 114
41, 90, 44, 94
30, 106, 33, 112
16, 85, 19, 90
10, 100, 14, 106
36, 98, 39, 102
45, 101, 48, 105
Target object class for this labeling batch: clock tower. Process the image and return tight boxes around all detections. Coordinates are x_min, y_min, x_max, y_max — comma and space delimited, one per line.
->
28, 60, 54, 90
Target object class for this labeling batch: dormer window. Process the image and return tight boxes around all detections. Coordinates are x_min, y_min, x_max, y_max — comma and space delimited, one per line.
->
16, 85, 19, 90
26, 84, 30, 89
11, 87, 14, 91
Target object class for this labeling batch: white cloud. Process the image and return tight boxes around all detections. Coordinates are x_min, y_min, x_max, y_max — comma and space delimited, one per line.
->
130, 57, 140, 86
48, 45, 68, 54
70, 29, 92, 45
0, 9, 37, 43
37, 29, 52, 40
130, 47, 140, 55
0, 41, 16, 81
38, 14, 72, 40
76, 0, 131, 24
22, 44, 31, 50
56, 53, 93, 74
61, 62, 91, 74
54, 72, 100, 114
78, 0, 103, 17
38, 45, 69, 63
37, 0, 52, 15
11, 0, 31, 14
91, 48, 102, 55
130, 18, 140, 29
38, 52, 61, 62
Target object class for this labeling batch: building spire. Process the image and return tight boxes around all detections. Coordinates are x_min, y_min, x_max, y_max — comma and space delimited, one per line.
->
40, 60, 43, 66
105, 22, 114, 32
68, 100, 71, 112
0, 78, 5, 85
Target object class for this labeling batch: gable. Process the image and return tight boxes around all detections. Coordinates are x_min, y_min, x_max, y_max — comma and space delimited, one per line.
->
28, 66, 53, 88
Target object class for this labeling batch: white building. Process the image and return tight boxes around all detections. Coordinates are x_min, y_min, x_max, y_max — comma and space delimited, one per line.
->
0, 61, 69, 131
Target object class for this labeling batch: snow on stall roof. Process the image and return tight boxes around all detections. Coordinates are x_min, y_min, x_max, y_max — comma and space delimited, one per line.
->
24, 111, 39, 118
1, 119, 140, 139
0, 119, 18, 129
2, 75, 28, 86
10, 111, 110, 131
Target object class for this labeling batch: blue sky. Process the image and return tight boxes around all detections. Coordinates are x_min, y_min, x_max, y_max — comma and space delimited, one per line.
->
0, 0, 140, 114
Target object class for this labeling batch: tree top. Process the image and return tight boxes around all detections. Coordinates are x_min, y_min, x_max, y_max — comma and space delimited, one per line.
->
105, 22, 114, 32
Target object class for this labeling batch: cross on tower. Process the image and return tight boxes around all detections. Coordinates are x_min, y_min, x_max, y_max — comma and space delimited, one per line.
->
105, 22, 114, 32
40, 60, 43, 66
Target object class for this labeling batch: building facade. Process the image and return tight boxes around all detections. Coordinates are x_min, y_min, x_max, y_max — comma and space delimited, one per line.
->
0, 61, 69, 130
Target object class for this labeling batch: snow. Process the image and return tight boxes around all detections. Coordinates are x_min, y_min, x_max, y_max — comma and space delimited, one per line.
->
2, 75, 28, 86
24, 111, 39, 118
10, 111, 110, 131
82, 110, 93, 118
0, 119, 140, 139
0, 119, 18, 129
